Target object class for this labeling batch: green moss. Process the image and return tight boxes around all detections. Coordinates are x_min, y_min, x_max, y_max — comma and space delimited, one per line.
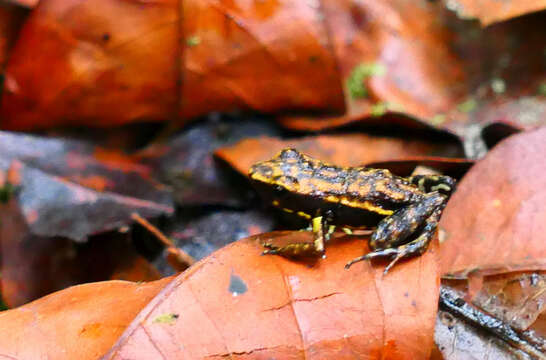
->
186, 35, 201, 47
153, 313, 179, 325
370, 102, 387, 117
430, 114, 447, 126
457, 98, 478, 113
346, 62, 387, 99
0, 183, 15, 204
369, 102, 404, 117
538, 82, 546, 96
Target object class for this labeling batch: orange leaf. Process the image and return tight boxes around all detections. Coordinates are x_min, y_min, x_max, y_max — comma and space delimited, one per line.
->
439, 126, 546, 275
215, 134, 463, 176
1, 0, 344, 130
103, 233, 440, 359
0, 277, 172, 359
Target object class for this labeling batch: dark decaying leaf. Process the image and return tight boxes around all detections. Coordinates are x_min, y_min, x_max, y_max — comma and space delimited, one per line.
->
0, 179, 161, 307
155, 209, 273, 275
215, 133, 464, 177
103, 233, 440, 359
443, 0, 546, 26
438, 126, 546, 275
0, 131, 173, 241
138, 115, 280, 206
0, 277, 173, 360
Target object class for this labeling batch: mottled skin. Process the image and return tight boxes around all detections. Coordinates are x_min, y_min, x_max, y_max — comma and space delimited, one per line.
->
249, 148, 455, 274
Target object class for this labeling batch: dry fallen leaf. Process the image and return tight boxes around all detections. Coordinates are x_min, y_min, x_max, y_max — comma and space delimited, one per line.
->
215, 133, 464, 176
102, 233, 440, 359
0, 232, 441, 359
0, 277, 173, 359
0, 0, 344, 130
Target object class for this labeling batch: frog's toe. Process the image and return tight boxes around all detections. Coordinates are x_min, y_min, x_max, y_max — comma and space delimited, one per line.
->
261, 243, 280, 255
345, 247, 397, 269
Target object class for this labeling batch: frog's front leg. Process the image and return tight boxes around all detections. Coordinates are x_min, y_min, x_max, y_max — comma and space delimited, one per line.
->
345, 192, 447, 273
408, 175, 456, 196
262, 214, 329, 258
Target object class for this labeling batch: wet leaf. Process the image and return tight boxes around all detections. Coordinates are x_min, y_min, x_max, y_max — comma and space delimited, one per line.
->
0, 131, 173, 241
278, 8, 546, 157
103, 233, 440, 359
278, 0, 466, 132
444, 0, 546, 26
215, 134, 464, 176
0, 189, 161, 307
0, 277, 173, 359
438, 127, 546, 275
179, 0, 344, 120
0, 0, 344, 130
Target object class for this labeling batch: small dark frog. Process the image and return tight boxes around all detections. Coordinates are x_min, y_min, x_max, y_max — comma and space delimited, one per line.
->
249, 148, 455, 274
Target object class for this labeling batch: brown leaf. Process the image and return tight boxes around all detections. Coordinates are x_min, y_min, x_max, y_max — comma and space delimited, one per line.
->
179, 0, 344, 120
103, 233, 440, 359
0, 2, 27, 71
215, 134, 464, 176
0, 190, 161, 307
278, 0, 466, 131
445, 0, 546, 26
1, 0, 180, 129
0, 277, 173, 359
1, 0, 344, 130
439, 126, 546, 275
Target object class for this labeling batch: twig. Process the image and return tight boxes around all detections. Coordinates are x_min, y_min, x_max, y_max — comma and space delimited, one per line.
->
131, 212, 196, 271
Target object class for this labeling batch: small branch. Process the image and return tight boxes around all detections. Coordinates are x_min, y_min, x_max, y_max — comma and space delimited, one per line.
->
131, 212, 196, 272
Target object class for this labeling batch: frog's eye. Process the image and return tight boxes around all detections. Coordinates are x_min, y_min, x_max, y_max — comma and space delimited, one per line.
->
279, 148, 301, 161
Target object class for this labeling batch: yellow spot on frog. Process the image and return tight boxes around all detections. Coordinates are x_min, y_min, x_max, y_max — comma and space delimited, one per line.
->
297, 211, 311, 219
492, 199, 502, 208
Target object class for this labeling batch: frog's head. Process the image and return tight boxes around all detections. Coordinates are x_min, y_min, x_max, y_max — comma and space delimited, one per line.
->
248, 148, 303, 195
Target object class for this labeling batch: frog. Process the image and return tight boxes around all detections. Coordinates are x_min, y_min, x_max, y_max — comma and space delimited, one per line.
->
249, 148, 455, 274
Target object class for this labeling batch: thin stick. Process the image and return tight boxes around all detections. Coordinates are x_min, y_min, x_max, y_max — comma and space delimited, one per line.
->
131, 212, 196, 270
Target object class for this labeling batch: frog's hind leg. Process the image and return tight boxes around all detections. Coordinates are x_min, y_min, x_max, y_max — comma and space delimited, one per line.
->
262, 215, 328, 257
375, 208, 441, 274
345, 192, 446, 273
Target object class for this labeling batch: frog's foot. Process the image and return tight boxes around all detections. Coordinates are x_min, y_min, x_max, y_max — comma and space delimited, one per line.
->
262, 215, 329, 258
262, 242, 323, 257
346, 204, 443, 274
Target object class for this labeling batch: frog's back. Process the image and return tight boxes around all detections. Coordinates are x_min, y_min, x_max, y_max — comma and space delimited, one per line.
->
249, 149, 421, 227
